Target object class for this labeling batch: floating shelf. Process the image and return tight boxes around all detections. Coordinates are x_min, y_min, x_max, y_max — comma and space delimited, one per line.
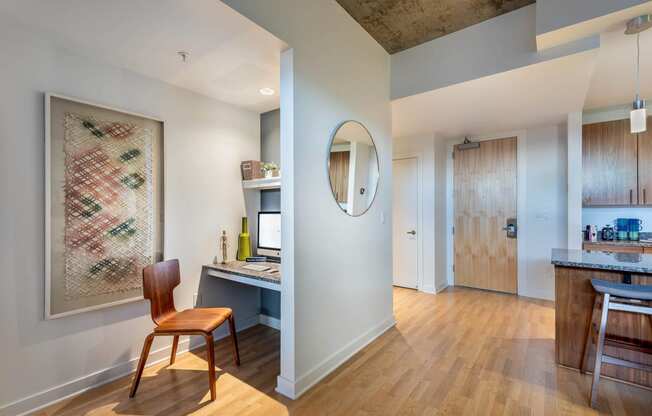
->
242, 176, 281, 190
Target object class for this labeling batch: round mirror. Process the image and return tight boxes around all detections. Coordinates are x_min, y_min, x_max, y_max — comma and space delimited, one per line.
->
327, 121, 379, 216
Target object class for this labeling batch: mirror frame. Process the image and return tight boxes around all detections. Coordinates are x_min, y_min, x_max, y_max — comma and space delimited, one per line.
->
326, 120, 380, 217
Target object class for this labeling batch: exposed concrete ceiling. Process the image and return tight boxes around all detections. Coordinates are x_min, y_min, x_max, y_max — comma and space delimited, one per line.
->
0, 0, 285, 113
336, 0, 536, 54
392, 49, 598, 139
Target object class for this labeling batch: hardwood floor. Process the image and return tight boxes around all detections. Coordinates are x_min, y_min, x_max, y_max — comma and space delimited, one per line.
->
32, 287, 652, 416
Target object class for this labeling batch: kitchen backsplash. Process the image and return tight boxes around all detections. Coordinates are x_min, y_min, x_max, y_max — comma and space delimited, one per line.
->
583, 207, 652, 231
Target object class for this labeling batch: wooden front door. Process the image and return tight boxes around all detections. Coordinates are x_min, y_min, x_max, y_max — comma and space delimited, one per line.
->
454, 137, 517, 294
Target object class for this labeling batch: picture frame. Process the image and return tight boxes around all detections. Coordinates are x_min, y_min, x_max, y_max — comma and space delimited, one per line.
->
45, 93, 165, 319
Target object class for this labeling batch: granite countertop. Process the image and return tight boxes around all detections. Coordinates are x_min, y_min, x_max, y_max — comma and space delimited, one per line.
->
204, 261, 281, 285
551, 248, 652, 274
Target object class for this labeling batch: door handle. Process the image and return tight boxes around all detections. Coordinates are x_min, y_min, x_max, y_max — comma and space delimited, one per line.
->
503, 218, 517, 239
406, 230, 416, 235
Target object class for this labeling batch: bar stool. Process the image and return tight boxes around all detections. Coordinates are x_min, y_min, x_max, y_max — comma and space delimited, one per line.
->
580, 279, 652, 408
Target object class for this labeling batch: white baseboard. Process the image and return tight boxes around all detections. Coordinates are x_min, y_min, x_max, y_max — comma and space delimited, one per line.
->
419, 284, 436, 294
1, 314, 260, 416
275, 375, 296, 399
435, 283, 449, 293
289, 315, 396, 399
259, 314, 281, 330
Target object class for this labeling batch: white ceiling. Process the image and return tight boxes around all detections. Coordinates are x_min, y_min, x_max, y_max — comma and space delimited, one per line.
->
392, 49, 598, 139
584, 26, 652, 110
0, 0, 285, 113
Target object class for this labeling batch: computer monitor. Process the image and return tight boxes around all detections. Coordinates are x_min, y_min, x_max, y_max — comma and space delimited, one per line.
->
257, 211, 281, 258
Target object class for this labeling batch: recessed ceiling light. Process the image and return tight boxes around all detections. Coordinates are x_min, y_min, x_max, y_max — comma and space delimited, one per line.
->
259, 87, 275, 96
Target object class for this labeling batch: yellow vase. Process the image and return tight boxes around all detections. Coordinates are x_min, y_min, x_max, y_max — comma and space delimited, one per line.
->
236, 217, 251, 261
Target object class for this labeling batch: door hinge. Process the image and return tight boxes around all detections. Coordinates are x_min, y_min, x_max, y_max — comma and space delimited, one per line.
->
452, 264, 455, 272
452, 226, 455, 235
452, 151, 455, 159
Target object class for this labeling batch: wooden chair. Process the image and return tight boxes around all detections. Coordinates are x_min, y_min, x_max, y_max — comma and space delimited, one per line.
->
129, 259, 240, 401
580, 278, 652, 408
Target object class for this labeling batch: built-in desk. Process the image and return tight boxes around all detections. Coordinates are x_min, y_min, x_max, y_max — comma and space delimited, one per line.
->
199, 261, 281, 331
203, 261, 281, 291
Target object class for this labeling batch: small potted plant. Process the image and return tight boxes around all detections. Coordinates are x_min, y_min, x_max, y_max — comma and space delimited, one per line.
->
261, 162, 279, 178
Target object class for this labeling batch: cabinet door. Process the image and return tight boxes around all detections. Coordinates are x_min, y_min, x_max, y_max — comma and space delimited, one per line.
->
638, 116, 652, 205
583, 119, 638, 206
644, 247, 652, 254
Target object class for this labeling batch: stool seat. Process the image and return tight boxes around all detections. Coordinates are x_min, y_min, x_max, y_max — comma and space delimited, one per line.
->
591, 279, 652, 301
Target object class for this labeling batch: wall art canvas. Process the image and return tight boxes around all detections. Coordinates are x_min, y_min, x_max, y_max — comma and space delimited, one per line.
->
45, 94, 164, 319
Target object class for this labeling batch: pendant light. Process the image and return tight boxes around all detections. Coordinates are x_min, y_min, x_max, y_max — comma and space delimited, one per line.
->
626, 15, 652, 133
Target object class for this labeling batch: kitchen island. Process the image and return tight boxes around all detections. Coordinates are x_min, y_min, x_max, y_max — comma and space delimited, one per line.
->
551, 248, 652, 388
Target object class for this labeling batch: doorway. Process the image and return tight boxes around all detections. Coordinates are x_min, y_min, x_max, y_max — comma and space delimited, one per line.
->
393, 157, 419, 289
453, 137, 517, 294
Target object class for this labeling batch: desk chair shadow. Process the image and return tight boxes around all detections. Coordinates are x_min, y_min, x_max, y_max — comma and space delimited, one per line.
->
129, 259, 240, 401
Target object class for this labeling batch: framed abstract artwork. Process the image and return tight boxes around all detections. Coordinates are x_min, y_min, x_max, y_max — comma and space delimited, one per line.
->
45, 94, 164, 319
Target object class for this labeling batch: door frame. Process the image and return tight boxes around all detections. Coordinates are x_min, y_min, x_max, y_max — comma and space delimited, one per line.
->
392, 154, 423, 291
446, 130, 528, 295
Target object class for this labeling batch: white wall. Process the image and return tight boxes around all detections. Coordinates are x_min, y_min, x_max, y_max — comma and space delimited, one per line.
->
0, 18, 260, 414
521, 125, 568, 300
224, 0, 393, 399
584, 208, 652, 232
567, 112, 583, 249
390, 4, 599, 100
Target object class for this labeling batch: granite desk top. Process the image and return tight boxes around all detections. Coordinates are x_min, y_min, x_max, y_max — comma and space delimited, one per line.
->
203, 261, 281, 285
551, 248, 652, 274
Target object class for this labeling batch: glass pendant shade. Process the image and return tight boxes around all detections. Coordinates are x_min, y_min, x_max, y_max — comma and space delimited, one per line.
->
631, 108, 647, 133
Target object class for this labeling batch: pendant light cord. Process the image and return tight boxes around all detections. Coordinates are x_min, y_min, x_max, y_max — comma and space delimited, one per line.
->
636, 33, 641, 101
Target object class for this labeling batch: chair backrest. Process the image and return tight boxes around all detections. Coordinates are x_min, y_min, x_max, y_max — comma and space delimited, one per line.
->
142, 259, 180, 325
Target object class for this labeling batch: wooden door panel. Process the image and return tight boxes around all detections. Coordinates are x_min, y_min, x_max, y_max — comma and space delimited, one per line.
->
328, 151, 349, 203
454, 137, 517, 293
582, 119, 638, 206
638, 116, 652, 206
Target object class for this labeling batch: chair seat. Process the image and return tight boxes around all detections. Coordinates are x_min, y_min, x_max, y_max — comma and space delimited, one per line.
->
155, 307, 232, 334
591, 279, 652, 301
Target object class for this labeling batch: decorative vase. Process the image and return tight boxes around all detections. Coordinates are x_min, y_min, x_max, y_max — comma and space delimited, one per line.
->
236, 217, 251, 261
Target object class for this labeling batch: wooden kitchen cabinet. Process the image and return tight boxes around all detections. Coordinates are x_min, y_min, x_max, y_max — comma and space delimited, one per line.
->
644, 247, 652, 254
582, 119, 638, 206
583, 243, 643, 253
638, 116, 652, 205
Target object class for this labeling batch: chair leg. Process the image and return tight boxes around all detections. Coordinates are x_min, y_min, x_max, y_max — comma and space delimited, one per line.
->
581, 294, 597, 374
590, 293, 610, 408
129, 333, 155, 398
170, 335, 179, 365
228, 315, 241, 366
204, 334, 216, 401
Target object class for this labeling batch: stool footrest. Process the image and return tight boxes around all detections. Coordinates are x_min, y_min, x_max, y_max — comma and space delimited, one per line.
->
602, 354, 652, 372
